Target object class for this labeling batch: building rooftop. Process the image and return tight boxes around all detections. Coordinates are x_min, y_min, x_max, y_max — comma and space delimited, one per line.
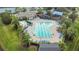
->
52, 11, 63, 16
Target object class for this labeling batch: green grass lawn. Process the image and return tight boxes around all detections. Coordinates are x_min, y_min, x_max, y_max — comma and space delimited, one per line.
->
0, 21, 37, 51
0, 15, 38, 51
0, 21, 22, 50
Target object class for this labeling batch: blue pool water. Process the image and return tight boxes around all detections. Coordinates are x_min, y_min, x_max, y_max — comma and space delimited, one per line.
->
34, 22, 53, 38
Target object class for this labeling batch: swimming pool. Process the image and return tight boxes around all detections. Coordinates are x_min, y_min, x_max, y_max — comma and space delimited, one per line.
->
34, 22, 53, 38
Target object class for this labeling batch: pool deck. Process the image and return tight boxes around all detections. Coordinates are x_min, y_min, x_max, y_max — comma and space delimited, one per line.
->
27, 18, 60, 43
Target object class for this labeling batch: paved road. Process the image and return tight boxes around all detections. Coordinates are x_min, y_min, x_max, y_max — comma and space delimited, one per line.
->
39, 43, 60, 51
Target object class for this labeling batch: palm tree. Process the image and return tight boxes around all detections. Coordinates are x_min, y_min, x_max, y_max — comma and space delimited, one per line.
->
22, 7, 26, 12
59, 18, 79, 50
69, 11, 78, 22
22, 33, 30, 47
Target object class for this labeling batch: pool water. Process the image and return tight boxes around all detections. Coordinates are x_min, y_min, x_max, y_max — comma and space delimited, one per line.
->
34, 22, 53, 38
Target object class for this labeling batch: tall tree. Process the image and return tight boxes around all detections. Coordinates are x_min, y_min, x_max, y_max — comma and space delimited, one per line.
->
69, 8, 78, 22
0, 10, 12, 25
